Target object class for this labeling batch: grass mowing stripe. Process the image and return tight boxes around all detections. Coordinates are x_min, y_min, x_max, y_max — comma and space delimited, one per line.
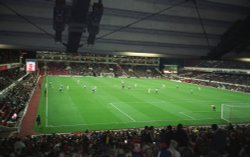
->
35, 76, 250, 133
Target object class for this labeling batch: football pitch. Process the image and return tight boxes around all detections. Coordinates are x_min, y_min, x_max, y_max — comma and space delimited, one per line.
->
35, 76, 250, 133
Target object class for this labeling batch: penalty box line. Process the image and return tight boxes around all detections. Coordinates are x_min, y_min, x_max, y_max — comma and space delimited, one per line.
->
179, 112, 196, 120
109, 103, 136, 122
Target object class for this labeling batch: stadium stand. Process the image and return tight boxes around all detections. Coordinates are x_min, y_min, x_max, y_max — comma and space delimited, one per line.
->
0, 123, 250, 157
47, 62, 68, 75
179, 72, 250, 86
39, 56, 161, 78
179, 60, 250, 93
37, 53, 161, 78
121, 65, 161, 78
45, 62, 162, 78
0, 68, 26, 91
1, 52, 250, 157
0, 51, 20, 64
0, 74, 38, 127
186, 60, 250, 70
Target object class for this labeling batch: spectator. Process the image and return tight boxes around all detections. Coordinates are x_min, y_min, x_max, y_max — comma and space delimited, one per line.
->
141, 126, 153, 144
157, 140, 172, 157
14, 138, 26, 156
175, 124, 189, 147
11, 113, 17, 120
210, 124, 227, 155
168, 140, 181, 157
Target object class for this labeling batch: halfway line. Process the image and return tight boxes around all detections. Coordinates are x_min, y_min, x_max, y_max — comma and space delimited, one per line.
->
109, 103, 136, 122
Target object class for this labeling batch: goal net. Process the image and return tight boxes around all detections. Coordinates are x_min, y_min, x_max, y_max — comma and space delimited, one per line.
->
100, 72, 115, 78
221, 103, 250, 123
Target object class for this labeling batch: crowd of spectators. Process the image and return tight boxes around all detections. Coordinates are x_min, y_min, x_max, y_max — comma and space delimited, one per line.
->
188, 60, 250, 70
0, 68, 26, 91
178, 71, 250, 93
0, 74, 37, 127
70, 63, 94, 76
70, 63, 119, 77
0, 123, 250, 157
112, 57, 158, 65
179, 60, 250, 93
47, 63, 68, 75
0, 51, 20, 64
179, 71, 250, 86
119, 65, 161, 78
43, 62, 162, 78
186, 79, 250, 93
37, 53, 159, 66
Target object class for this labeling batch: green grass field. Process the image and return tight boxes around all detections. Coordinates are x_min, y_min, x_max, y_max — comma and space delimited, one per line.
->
35, 76, 250, 133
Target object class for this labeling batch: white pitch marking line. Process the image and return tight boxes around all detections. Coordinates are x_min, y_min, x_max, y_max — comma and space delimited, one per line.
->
179, 112, 195, 120
45, 76, 49, 127
109, 103, 136, 122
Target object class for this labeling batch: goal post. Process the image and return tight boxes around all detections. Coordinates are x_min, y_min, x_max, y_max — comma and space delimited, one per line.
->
221, 103, 250, 123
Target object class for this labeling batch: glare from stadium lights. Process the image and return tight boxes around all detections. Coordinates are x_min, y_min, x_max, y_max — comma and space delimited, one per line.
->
120, 52, 162, 57
0, 44, 15, 49
238, 58, 250, 62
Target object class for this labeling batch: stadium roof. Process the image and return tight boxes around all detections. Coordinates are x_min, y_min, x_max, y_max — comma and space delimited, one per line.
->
0, 0, 250, 59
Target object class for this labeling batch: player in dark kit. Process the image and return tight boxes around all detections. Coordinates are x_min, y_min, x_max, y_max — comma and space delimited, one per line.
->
36, 115, 41, 128
211, 105, 216, 111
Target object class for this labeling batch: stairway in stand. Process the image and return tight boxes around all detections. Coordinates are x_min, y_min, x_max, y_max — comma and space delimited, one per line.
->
116, 64, 129, 77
